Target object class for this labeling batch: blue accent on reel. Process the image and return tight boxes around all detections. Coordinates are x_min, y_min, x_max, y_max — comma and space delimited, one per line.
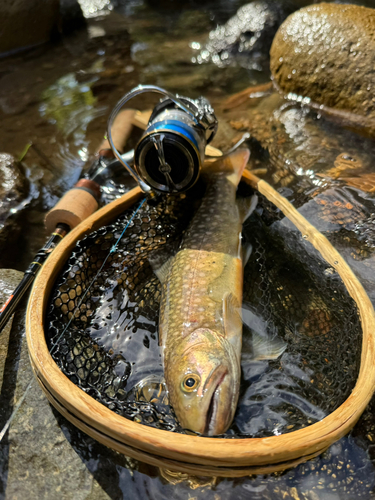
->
150, 120, 199, 150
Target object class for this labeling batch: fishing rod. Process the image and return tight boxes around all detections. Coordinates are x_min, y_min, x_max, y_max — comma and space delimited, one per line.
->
0, 223, 70, 333
0, 109, 136, 335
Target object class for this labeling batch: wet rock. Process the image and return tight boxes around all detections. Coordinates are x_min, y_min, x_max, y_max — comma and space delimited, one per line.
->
0, 0, 59, 56
199, 1, 294, 71
0, 154, 29, 256
270, 3, 375, 132
226, 90, 375, 193
0, 270, 23, 386
0, 317, 111, 499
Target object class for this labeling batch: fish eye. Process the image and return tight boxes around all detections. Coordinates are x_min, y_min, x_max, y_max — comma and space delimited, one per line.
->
181, 374, 200, 392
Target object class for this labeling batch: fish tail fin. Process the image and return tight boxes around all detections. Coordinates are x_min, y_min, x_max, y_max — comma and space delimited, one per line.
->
204, 149, 250, 186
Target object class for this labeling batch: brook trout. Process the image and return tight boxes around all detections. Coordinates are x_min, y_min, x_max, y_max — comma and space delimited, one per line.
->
156, 149, 256, 435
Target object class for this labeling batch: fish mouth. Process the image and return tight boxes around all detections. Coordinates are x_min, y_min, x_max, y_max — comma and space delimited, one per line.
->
204, 369, 227, 436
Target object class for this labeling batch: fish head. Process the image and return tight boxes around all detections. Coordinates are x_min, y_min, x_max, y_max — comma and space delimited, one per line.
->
165, 328, 240, 436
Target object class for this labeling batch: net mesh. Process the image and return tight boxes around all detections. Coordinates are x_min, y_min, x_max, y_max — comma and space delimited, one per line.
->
45, 183, 362, 437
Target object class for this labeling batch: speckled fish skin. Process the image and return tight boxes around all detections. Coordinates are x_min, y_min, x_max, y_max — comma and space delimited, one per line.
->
159, 149, 254, 436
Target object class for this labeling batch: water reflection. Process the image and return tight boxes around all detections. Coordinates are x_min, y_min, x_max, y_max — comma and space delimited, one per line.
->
54, 405, 375, 499
40, 72, 106, 147
2, 0, 375, 497
78, 0, 113, 18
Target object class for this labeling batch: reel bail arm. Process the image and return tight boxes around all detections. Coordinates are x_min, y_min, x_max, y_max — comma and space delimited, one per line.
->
107, 85, 219, 194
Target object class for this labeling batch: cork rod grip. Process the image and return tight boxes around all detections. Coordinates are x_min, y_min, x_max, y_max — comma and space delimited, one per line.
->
44, 179, 100, 233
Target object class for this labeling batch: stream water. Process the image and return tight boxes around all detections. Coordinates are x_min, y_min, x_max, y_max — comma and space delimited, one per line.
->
2, 0, 375, 498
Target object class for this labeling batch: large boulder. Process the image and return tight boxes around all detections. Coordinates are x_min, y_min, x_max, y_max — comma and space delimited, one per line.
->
0, 0, 59, 55
0, 0, 86, 56
270, 3, 375, 131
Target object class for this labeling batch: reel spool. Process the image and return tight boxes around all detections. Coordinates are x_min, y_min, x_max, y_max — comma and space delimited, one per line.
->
107, 85, 218, 194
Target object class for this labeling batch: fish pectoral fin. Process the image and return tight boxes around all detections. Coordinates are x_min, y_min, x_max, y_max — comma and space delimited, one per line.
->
153, 256, 173, 284
223, 292, 242, 339
242, 242, 252, 268
237, 194, 258, 223
251, 331, 287, 361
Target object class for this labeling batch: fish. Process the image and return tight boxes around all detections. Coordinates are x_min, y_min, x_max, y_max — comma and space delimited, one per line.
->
47, 193, 198, 431
155, 149, 258, 436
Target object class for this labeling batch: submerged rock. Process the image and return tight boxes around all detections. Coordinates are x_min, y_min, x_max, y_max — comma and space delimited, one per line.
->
0, 154, 28, 256
199, 0, 294, 71
270, 3, 375, 133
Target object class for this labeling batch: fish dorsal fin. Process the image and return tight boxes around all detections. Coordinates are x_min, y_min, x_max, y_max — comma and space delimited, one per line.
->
203, 149, 250, 186
153, 256, 173, 284
222, 292, 242, 339
226, 149, 250, 186
237, 194, 258, 223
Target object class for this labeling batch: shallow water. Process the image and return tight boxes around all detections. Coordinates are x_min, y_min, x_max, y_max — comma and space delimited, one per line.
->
2, 0, 375, 498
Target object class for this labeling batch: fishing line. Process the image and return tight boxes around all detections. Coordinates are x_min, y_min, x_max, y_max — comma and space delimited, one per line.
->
0, 196, 147, 442
49, 196, 146, 357
0, 380, 32, 441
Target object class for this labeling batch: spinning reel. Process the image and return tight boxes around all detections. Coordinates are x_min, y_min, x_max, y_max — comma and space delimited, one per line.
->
107, 85, 219, 194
